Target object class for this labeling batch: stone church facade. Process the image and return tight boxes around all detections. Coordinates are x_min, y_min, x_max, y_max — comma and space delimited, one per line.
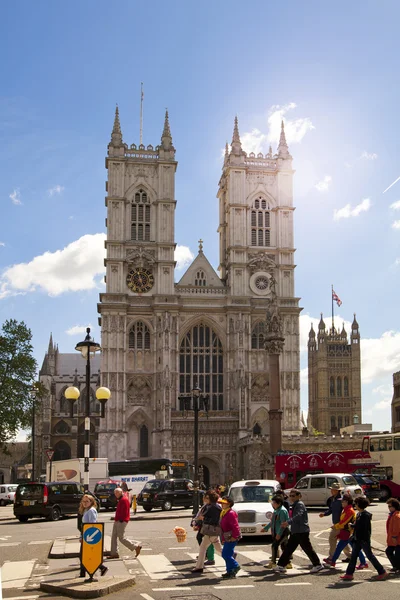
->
97, 107, 301, 484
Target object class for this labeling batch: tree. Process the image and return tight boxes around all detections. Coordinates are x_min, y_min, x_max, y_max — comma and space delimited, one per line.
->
0, 319, 37, 450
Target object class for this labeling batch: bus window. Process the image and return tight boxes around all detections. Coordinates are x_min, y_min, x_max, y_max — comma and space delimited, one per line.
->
378, 438, 392, 451
394, 437, 400, 451
362, 437, 370, 453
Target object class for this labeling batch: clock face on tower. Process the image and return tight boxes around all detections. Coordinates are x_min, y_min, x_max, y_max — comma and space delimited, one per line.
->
126, 267, 154, 293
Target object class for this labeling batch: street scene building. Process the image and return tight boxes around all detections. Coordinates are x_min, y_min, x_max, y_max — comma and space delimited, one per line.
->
307, 315, 362, 433
96, 109, 302, 484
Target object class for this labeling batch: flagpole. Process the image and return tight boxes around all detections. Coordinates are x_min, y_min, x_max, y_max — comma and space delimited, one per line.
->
331, 284, 334, 332
140, 82, 144, 146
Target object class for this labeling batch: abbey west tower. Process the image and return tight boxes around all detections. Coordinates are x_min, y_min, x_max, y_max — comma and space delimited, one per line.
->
307, 315, 362, 434
98, 108, 301, 483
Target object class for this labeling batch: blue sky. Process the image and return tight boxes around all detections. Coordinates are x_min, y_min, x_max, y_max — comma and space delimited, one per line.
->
1, 1, 399, 435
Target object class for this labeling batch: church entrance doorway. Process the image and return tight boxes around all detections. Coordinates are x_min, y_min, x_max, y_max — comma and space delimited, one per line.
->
199, 464, 210, 488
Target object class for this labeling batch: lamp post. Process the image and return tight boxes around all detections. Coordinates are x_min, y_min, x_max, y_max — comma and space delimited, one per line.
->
64, 328, 110, 491
179, 384, 209, 515
29, 384, 38, 481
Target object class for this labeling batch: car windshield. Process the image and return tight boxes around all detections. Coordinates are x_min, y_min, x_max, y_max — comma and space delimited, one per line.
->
16, 484, 43, 499
230, 486, 274, 503
95, 484, 117, 492
356, 476, 375, 484
143, 481, 162, 491
342, 476, 357, 485
7, 486, 17, 492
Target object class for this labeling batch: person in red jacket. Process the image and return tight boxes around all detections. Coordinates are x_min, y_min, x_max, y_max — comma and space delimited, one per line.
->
219, 496, 241, 579
109, 488, 142, 559
386, 498, 400, 571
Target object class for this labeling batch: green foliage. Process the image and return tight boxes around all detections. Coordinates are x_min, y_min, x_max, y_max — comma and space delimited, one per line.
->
0, 319, 37, 449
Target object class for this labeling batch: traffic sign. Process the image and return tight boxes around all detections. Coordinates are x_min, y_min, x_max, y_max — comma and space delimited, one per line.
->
81, 523, 104, 577
45, 449, 54, 461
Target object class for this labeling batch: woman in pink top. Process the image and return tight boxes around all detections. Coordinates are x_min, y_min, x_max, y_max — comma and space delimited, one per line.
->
219, 496, 241, 579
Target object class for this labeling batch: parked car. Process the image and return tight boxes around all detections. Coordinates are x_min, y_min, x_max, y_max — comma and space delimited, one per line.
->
228, 479, 281, 536
94, 480, 120, 511
137, 478, 196, 511
0, 484, 18, 506
352, 474, 381, 501
287, 473, 364, 506
13, 481, 84, 522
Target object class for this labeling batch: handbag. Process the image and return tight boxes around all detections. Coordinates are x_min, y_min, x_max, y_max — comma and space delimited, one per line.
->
338, 529, 350, 540
201, 523, 222, 536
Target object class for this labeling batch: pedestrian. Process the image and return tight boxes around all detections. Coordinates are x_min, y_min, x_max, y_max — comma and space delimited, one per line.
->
319, 482, 351, 562
340, 496, 388, 581
219, 496, 241, 579
108, 487, 142, 559
78, 494, 108, 577
192, 490, 223, 573
274, 488, 290, 511
263, 495, 290, 568
324, 494, 367, 569
385, 498, 400, 572
275, 489, 323, 574
191, 499, 216, 566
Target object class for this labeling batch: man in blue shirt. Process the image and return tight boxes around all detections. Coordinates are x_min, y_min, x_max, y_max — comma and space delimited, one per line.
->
319, 482, 351, 562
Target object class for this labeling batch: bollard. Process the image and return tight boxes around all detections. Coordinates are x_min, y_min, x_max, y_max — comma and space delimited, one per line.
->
132, 494, 137, 514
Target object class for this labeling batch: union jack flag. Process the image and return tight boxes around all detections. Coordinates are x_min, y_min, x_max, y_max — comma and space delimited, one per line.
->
332, 289, 342, 307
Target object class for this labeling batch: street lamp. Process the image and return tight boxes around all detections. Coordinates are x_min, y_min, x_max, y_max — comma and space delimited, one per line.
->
179, 384, 209, 515
64, 327, 110, 491
29, 384, 39, 481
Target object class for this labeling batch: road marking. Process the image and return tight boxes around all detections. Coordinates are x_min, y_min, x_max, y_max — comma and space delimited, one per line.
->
152, 587, 192, 591
141, 594, 156, 600
2, 596, 39, 599
0, 543, 20, 547
217, 585, 255, 589
1, 559, 36, 589
275, 582, 312, 586
389, 580, 400, 584
28, 540, 52, 545
168, 547, 191, 550
137, 555, 181, 579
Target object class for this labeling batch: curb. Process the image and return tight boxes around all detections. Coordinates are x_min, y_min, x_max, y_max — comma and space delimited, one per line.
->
40, 575, 135, 598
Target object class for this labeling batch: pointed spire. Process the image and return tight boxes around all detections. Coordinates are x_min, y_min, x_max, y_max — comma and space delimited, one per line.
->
161, 109, 173, 150
110, 104, 123, 147
48, 333, 54, 354
224, 142, 229, 164
198, 239, 203, 253
277, 119, 291, 158
73, 368, 79, 388
318, 313, 326, 330
268, 144, 273, 158
308, 323, 315, 339
230, 115, 243, 156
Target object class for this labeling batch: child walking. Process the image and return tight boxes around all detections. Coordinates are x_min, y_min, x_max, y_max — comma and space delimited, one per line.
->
263, 495, 290, 568
340, 496, 388, 581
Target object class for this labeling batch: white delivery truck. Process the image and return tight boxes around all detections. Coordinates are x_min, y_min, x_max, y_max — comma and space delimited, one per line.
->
45, 458, 108, 491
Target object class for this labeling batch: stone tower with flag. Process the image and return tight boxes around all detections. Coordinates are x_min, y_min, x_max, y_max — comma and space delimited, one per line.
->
97, 109, 302, 483
307, 314, 362, 434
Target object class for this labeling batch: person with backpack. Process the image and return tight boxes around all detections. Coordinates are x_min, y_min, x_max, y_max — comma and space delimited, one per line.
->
263, 495, 290, 569
324, 494, 367, 569
319, 482, 351, 562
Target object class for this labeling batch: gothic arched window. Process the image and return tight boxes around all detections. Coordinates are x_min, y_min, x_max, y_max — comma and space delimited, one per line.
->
195, 270, 206, 287
129, 321, 151, 350
131, 189, 150, 241
54, 420, 70, 435
344, 415, 350, 427
331, 416, 336, 430
251, 197, 271, 247
330, 377, 335, 397
344, 376, 349, 397
338, 416, 343, 429
78, 388, 100, 415
140, 425, 149, 457
252, 321, 266, 349
179, 323, 224, 411
54, 441, 71, 461
253, 423, 262, 436
336, 377, 342, 397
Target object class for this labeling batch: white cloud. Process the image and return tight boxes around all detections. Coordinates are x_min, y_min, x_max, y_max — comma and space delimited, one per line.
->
0, 233, 107, 298
175, 245, 194, 270
9, 188, 22, 205
372, 383, 392, 396
48, 185, 65, 197
360, 151, 378, 160
239, 102, 314, 156
66, 324, 93, 336
333, 198, 371, 221
69, 215, 75, 220
0, 242, 5, 247
392, 220, 400, 230
315, 175, 332, 192
390, 200, 400, 210
361, 330, 400, 383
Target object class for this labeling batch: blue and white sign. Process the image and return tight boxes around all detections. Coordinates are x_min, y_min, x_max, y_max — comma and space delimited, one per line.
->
83, 526, 102, 545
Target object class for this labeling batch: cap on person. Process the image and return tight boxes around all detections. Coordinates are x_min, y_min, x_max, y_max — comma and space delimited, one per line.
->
329, 482, 343, 490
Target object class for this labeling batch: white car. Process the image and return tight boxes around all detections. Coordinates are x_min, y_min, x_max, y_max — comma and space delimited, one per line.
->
228, 479, 281, 536
0, 484, 18, 506
288, 473, 365, 506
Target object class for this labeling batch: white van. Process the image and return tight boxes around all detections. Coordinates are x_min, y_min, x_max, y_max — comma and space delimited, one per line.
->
0, 484, 18, 506
288, 473, 364, 506
228, 479, 281, 536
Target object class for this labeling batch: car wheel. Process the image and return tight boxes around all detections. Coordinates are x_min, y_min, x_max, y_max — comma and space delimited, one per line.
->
0, 499, 6, 507
143, 507, 152, 512
162, 500, 172, 511
49, 506, 61, 521
379, 487, 390, 502
18, 516, 29, 523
